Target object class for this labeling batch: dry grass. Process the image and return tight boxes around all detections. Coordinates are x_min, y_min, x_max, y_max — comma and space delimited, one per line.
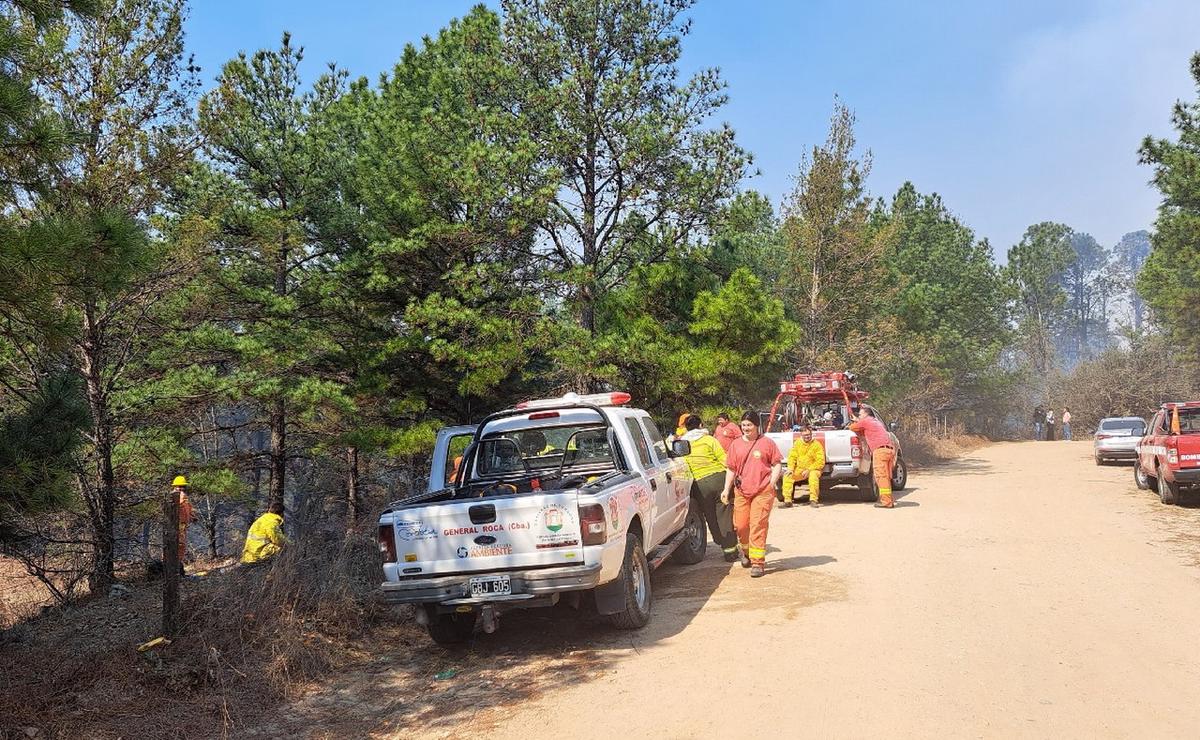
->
0, 557, 56, 630
903, 431, 991, 468
0, 526, 404, 739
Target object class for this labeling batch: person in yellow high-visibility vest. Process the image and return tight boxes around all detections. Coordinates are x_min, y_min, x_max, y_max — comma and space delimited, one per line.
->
680, 414, 738, 561
240, 501, 289, 564
783, 425, 825, 508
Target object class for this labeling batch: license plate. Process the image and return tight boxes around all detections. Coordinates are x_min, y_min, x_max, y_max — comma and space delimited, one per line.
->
469, 575, 511, 597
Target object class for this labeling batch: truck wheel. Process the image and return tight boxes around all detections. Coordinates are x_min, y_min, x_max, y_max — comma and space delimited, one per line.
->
1158, 470, 1180, 506
609, 533, 652, 630
857, 473, 877, 502
425, 607, 477, 645
671, 496, 707, 565
1095, 453, 1104, 466
1134, 462, 1153, 490
891, 457, 908, 491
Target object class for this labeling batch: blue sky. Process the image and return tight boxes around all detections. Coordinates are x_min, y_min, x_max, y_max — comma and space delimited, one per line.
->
184, 0, 1200, 258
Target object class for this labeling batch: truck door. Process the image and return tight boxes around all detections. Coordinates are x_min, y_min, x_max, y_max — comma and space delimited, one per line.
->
428, 425, 478, 493
621, 416, 670, 548
640, 416, 689, 540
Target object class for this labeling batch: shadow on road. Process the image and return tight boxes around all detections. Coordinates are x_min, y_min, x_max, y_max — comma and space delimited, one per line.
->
263, 547, 752, 737
768, 554, 837, 572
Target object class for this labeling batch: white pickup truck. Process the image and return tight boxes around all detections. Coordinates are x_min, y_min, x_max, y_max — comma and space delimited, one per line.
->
377, 392, 706, 644
763, 372, 907, 501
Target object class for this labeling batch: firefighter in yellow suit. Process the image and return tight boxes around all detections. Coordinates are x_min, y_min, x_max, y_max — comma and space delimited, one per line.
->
240, 501, 289, 564
783, 425, 825, 508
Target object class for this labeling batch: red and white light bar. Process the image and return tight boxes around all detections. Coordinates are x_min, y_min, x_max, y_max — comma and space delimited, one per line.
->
516, 391, 632, 411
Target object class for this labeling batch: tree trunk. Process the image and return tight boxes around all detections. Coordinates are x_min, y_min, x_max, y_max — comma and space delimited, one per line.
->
346, 446, 359, 527
162, 488, 180, 636
80, 305, 116, 593
269, 399, 286, 512
204, 496, 218, 559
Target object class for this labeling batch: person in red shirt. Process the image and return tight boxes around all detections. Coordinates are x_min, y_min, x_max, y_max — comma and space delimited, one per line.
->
849, 407, 896, 508
712, 412, 741, 452
722, 411, 783, 577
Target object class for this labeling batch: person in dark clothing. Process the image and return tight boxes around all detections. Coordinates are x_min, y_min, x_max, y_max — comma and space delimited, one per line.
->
1044, 408, 1056, 441
1032, 406, 1043, 440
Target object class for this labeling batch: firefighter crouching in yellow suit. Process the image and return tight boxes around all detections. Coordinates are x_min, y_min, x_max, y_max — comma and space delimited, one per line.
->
782, 425, 825, 508
240, 501, 289, 564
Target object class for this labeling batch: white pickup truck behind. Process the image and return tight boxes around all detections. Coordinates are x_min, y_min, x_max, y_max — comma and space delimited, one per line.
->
377, 392, 707, 644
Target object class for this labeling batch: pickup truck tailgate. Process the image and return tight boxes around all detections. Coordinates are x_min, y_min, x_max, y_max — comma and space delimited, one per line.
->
821, 430, 855, 462
389, 492, 585, 574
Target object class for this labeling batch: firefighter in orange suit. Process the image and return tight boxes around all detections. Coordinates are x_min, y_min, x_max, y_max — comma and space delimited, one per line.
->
849, 407, 897, 508
722, 411, 783, 578
172, 475, 194, 575
783, 425, 825, 508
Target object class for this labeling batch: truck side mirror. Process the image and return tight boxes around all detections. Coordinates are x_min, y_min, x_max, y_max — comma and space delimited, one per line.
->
671, 439, 691, 457
888, 421, 899, 432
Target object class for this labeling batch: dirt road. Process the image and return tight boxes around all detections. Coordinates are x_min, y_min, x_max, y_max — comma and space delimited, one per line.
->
273, 441, 1200, 738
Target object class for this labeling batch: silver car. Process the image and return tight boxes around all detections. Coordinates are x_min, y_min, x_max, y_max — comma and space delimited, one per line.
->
1094, 416, 1146, 464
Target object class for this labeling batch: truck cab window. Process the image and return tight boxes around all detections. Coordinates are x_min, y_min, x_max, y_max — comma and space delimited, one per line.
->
623, 418, 653, 468
640, 418, 669, 462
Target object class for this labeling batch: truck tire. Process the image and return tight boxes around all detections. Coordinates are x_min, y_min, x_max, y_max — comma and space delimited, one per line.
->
1158, 470, 1180, 506
671, 496, 707, 565
609, 533, 652, 630
1134, 462, 1153, 491
858, 473, 877, 502
891, 456, 908, 491
425, 606, 477, 645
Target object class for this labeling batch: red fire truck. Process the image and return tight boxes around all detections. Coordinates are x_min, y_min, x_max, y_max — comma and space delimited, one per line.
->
1134, 401, 1200, 505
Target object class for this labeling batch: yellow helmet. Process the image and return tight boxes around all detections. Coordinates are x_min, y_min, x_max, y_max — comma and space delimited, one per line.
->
172, 475, 188, 487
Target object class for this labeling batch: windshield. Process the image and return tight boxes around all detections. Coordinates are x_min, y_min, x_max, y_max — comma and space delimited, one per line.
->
1100, 419, 1145, 434
475, 424, 613, 477
1178, 408, 1200, 433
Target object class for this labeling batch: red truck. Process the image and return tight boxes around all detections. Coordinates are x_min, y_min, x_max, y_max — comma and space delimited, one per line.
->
1133, 401, 1200, 505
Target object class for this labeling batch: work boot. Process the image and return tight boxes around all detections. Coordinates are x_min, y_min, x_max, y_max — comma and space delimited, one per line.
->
781, 500, 793, 508
738, 547, 751, 569
722, 547, 739, 563
750, 564, 765, 578
874, 498, 894, 508
810, 500, 821, 508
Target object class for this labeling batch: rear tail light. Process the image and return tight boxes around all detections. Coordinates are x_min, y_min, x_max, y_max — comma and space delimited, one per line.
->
378, 524, 397, 563
1095, 433, 1111, 440
1167, 448, 1179, 465
850, 437, 861, 459
579, 504, 607, 546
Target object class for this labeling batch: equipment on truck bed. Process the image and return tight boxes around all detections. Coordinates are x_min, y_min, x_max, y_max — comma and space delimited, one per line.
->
766, 371, 869, 433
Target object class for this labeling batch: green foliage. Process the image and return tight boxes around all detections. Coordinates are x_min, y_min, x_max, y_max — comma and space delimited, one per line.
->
781, 102, 895, 371
1004, 222, 1074, 375
1138, 51, 1200, 352
0, 0, 196, 585
878, 182, 1010, 407
341, 5, 555, 421
501, 0, 751, 343
0, 372, 88, 541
